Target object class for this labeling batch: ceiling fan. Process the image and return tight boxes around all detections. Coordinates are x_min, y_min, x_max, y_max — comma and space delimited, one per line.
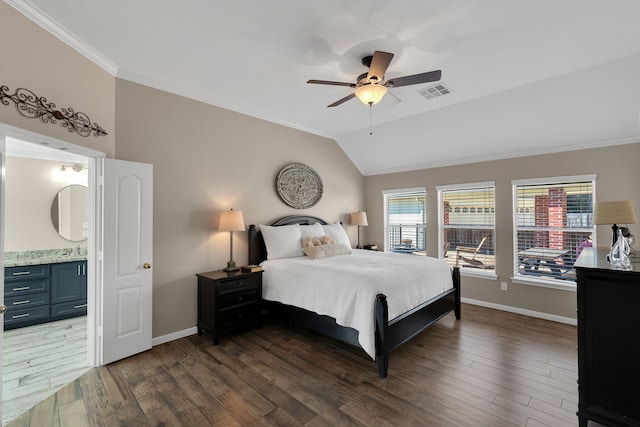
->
307, 50, 442, 107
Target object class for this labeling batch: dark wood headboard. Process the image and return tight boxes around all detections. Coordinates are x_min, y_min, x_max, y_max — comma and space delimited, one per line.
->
248, 215, 328, 265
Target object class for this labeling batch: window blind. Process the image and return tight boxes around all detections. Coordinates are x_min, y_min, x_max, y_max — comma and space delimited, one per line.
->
513, 179, 594, 282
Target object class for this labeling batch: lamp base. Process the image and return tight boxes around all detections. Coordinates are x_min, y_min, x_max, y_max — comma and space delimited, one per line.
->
223, 260, 240, 273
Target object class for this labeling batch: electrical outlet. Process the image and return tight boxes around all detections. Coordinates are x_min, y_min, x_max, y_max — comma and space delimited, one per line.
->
501, 282, 508, 291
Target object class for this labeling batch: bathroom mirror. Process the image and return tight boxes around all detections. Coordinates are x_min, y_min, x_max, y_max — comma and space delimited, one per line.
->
50, 184, 88, 242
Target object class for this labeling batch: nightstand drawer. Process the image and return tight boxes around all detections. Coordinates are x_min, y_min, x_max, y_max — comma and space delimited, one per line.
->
219, 288, 260, 307
6, 292, 49, 309
5, 265, 49, 281
219, 301, 260, 326
218, 274, 259, 293
5, 278, 49, 296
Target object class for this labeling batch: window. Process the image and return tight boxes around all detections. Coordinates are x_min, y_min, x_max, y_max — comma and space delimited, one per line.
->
383, 188, 426, 254
438, 182, 495, 272
513, 175, 595, 284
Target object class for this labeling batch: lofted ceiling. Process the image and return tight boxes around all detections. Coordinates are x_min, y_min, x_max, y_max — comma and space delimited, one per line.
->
9, 0, 640, 175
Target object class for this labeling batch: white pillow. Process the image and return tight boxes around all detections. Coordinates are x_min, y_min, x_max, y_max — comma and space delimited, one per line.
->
260, 224, 303, 260
321, 222, 352, 248
300, 223, 324, 241
303, 243, 352, 260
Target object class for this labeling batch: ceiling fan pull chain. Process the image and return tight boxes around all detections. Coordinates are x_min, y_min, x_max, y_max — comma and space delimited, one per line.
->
369, 103, 373, 135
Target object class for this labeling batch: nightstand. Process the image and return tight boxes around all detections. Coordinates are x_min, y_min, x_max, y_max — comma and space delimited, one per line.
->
196, 269, 262, 344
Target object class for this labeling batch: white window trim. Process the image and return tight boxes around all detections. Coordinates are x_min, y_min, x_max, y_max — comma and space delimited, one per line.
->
511, 174, 596, 187
437, 181, 497, 279
511, 174, 597, 288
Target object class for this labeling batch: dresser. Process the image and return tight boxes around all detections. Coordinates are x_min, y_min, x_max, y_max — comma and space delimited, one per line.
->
574, 248, 640, 427
4, 260, 88, 330
196, 270, 262, 344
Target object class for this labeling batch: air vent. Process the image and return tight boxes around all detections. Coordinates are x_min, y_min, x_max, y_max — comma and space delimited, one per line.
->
417, 83, 452, 100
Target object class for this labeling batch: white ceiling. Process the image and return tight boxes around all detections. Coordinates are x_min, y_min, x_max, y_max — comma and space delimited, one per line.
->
10, 0, 640, 175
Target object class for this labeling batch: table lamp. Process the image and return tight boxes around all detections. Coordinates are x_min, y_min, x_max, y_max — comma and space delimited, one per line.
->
593, 200, 637, 268
218, 209, 245, 272
351, 211, 368, 249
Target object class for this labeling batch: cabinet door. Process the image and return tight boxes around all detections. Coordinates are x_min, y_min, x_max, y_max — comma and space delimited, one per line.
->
51, 261, 87, 304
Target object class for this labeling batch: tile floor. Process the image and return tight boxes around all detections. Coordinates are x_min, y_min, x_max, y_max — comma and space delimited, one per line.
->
2, 317, 89, 425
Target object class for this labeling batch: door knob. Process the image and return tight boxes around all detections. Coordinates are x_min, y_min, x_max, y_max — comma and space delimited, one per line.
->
143, 263, 152, 269
0, 305, 7, 314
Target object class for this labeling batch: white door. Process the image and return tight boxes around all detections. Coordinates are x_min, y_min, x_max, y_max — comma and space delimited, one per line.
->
101, 158, 153, 364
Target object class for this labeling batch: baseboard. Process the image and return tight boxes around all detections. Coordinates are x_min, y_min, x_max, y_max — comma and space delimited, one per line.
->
152, 326, 198, 347
461, 297, 577, 326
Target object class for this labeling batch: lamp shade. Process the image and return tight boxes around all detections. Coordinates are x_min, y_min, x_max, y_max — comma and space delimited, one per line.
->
218, 209, 245, 232
351, 211, 368, 226
593, 200, 638, 225
355, 84, 388, 105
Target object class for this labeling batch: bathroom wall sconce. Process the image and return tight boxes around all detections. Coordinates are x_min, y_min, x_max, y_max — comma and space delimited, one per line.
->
60, 163, 86, 172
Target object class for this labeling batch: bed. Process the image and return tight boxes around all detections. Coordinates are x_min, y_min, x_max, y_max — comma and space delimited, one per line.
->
248, 215, 460, 378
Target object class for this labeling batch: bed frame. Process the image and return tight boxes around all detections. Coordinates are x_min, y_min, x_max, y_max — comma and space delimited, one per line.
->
248, 215, 461, 378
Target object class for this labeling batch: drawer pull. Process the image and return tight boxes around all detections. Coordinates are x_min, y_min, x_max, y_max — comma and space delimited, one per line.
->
12, 313, 30, 319
12, 286, 31, 291
12, 271, 31, 276
74, 304, 88, 309
238, 281, 243, 286
238, 296, 243, 302
12, 300, 31, 305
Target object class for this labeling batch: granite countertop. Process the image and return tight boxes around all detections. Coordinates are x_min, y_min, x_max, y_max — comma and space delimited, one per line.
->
4, 248, 88, 267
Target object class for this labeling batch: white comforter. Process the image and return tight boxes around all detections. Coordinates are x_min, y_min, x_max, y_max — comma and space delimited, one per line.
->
261, 249, 453, 360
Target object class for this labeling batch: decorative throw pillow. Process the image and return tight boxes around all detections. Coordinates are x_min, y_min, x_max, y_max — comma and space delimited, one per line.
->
260, 224, 303, 259
319, 235, 335, 245
302, 236, 321, 248
303, 243, 352, 260
321, 222, 351, 248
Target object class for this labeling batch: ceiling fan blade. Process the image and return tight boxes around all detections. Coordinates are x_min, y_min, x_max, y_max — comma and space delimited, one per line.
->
327, 93, 356, 107
307, 79, 356, 88
384, 70, 442, 88
367, 51, 394, 81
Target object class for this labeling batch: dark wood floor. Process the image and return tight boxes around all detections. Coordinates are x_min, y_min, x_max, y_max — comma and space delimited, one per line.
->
6, 304, 581, 426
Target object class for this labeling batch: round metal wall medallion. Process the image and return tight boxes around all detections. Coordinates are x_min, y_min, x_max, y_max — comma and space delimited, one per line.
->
276, 163, 323, 209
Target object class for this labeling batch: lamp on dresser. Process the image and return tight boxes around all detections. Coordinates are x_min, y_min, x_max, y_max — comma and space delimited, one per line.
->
593, 200, 637, 268
218, 209, 245, 272
351, 211, 368, 249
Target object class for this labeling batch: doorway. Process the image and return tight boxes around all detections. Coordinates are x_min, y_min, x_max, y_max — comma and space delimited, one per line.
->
0, 129, 102, 425
0, 124, 153, 423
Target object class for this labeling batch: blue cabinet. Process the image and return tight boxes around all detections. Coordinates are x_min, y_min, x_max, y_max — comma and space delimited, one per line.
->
51, 261, 88, 318
4, 264, 51, 329
4, 260, 87, 330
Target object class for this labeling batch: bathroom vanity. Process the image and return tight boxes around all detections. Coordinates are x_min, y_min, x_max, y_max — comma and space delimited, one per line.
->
4, 251, 87, 330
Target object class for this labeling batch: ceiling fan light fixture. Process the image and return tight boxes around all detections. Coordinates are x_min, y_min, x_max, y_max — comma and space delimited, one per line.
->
355, 84, 387, 105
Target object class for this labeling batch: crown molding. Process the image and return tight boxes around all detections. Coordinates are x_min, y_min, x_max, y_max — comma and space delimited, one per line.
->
6, 0, 118, 76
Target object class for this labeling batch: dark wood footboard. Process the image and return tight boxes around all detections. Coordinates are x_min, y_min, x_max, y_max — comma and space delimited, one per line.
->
375, 266, 460, 377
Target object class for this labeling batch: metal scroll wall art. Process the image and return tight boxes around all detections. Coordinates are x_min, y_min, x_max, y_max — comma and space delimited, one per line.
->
0, 85, 108, 137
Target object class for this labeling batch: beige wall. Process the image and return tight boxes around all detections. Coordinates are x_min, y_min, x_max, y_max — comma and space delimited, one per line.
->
0, 2, 115, 158
114, 79, 364, 337
364, 142, 640, 320
5, 157, 88, 251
